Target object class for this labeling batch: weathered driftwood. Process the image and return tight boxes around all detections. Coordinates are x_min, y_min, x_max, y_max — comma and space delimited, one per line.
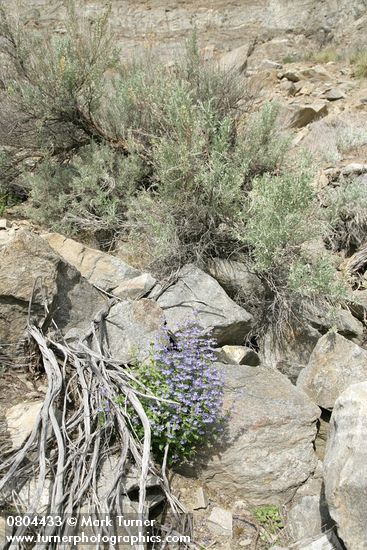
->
0, 299, 190, 549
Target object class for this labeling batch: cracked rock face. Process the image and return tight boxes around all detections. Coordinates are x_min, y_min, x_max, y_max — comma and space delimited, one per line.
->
324, 382, 367, 550
17, 1, 367, 63
190, 363, 320, 504
297, 332, 367, 410
105, 298, 167, 364
157, 264, 253, 346
0, 230, 106, 347
42, 232, 143, 292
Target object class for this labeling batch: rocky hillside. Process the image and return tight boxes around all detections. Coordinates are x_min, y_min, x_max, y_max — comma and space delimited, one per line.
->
1, 200, 367, 550
23, 0, 367, 62
1, 2, 367, 550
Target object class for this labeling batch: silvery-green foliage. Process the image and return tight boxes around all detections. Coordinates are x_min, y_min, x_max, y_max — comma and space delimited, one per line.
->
0, 2, 347, 326
324, 178, 367, 252
241, 162, 318, 272
29, 143, 146, 238
0, 2, 118, 151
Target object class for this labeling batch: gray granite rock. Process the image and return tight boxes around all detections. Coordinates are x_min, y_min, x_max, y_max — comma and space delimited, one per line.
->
297, 332, 367, 410
157, 264, 253, 346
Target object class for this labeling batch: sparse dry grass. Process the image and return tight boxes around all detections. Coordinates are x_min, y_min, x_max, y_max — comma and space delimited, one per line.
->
305, 47, 341, 64
350, 50, 367, 79
303, 44, 367, 80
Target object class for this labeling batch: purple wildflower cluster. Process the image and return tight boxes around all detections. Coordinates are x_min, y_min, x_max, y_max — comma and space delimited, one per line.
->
137, 321, 224, 463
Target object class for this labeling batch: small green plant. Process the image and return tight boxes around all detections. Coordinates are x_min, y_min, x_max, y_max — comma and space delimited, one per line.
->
0, 194, 6, 216
282, 54, 299, 64
0, 191, 20, 215
350, 50, 367, 78
253, 505, 284, 542
312, 48, 340, 64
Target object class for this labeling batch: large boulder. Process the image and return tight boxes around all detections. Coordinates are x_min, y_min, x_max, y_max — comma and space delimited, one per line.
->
195, 364, 320, 504
0, 230, 106, 347
157, 264, 253, 346
105, 299, 167, 363
323, 382, 367, 550
42, 232, 155, 295
206, 258, 265, 314
298, 66, 333, 82
112, 273, 157, 300
304, 303, 364, 344
260, 324, 320, 368
281, 69, 301, 82
297, 332, 367, 410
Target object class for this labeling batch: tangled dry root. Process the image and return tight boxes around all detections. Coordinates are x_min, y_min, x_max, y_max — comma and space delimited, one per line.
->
0, 299, 189, 549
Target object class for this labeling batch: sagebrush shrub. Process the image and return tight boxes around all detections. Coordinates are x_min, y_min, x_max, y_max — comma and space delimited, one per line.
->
29, 143, 146, 237
0, 2, 290, 265
0, 1, 348, 329
240, 103, 290, 181
324, 179, 367, 253
124, 101, 289, 271
240, 163, 318, 272
101, 33, 244, 155
233, 158, 348, 328
127, 323, 224, 463
288, 255, 347, 301
0, 2, 118, 150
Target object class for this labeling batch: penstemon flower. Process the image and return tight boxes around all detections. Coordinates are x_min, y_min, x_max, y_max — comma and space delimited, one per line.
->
130, 320, 225, 463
